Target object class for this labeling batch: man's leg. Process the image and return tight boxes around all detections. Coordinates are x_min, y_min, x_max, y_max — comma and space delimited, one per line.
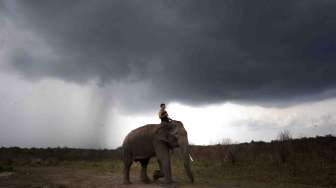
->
160, 120, 169, 129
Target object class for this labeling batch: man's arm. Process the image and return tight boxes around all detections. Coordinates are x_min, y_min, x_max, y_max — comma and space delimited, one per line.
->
159, 110, 168, 119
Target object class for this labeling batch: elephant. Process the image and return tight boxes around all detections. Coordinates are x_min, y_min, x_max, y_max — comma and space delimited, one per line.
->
122, 120, 194, 184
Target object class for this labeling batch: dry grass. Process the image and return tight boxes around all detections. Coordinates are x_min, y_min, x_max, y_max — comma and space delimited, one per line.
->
0, 135, 335, 187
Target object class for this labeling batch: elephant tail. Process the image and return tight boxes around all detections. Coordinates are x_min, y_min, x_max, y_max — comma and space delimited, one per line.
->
121, 145, 133, 162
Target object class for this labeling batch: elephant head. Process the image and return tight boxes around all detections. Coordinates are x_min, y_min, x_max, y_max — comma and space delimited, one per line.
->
155, 121, 194, 183
155, 125, 179, 148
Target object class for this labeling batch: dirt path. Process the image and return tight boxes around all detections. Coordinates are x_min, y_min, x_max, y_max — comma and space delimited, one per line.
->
0, 167, 217, 188
0, 166, 320, 188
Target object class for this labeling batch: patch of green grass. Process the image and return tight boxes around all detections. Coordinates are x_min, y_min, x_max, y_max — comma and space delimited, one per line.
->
170, 157, 335, 188
38, 157, 335, 188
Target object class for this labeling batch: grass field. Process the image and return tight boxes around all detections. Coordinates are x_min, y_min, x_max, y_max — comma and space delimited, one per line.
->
0, 135, 335, 188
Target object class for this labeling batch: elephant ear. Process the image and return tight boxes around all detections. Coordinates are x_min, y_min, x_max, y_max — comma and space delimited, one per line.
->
156, 126, 179, 148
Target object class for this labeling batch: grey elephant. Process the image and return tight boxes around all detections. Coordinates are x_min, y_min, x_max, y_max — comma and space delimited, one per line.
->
122, 120, 194, 184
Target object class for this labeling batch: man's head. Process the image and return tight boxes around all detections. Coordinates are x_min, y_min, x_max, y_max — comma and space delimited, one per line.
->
160, 103, 166, 109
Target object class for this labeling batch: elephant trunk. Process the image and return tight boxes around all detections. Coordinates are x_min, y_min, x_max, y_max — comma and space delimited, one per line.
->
179, 137, 194, 183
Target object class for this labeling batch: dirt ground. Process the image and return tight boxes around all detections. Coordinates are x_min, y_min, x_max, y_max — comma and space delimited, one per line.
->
0, 166, 322, 188
0, 166, 159, 188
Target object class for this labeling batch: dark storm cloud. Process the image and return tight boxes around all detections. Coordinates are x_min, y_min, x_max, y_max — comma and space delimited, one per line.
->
3, 0, 336, 108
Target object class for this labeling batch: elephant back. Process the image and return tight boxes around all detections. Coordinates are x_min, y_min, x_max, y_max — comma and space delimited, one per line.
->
122, 124, 159, 146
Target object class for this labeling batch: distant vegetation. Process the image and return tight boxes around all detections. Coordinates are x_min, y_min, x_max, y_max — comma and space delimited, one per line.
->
189, 134, 336, 186
1, 134, 335, 187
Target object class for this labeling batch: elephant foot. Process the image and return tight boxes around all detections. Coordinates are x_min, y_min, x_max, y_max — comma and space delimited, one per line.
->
153, 170, 164, 181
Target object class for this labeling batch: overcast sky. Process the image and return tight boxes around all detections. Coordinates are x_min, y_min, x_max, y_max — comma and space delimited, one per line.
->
1, 0, 336, 148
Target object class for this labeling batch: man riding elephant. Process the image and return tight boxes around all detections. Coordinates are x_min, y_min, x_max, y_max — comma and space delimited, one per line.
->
157, 103, 175, 151
122, 120, 194, 184
159, 103, 173, 127
121, 103, 194, 184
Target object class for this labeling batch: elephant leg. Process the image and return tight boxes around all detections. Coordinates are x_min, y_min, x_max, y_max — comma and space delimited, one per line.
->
123, 157, 133, 184
139, 158, 150, 183
153, 160, 164, 180
156, 147, 173, 184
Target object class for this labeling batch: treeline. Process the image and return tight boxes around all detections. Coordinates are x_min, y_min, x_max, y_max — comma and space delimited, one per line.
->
1, 135, 335, 166
0, 147, 122, 166
190, 134, 336, 164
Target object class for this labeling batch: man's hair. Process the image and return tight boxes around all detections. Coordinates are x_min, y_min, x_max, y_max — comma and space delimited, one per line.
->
160, 103, 165, 107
